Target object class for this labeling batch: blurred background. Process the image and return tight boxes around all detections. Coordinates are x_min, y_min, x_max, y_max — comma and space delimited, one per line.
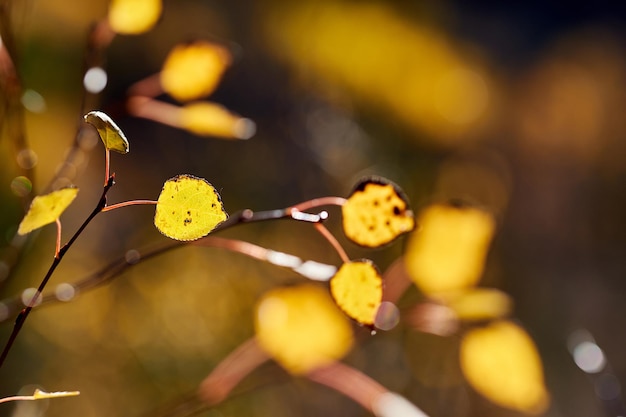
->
0, 0, 625, 416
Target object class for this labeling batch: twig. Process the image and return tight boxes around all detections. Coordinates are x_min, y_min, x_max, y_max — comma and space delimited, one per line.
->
0, 176, 115, 368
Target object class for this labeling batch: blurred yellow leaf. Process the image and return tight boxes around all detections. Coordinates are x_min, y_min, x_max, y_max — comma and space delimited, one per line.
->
180, 102, 256, 140
18, 187, 79, 235
161, 41, 232, 102
460, 320, 549, 414
84, 111, 130, 154
341, 178, 415, 248
154, 175, 228, 241
330, 260, 382, 325
404, 204, 495, 295
265, 2, 491, 146
438, 288, 512, 322
255, 285, 353, 374
108, 0, 162, 35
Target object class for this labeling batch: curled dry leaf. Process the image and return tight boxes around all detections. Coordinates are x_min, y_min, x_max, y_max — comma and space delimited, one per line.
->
84, 111, 130, 154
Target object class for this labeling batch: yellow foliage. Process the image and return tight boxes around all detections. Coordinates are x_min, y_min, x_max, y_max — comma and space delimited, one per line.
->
460, 321, 550, 414
341, 180, 414, 248
438, 288, 512, 322
330, 260, 382, 325
404, 204, 495, 295
161, 41, 231, 102
264, 2, 491, 146
180, 102, 256, 139
108, 0, 162, 35
255, 285, 353, 374
18, 187, 79, 235
154, 175, 228, 241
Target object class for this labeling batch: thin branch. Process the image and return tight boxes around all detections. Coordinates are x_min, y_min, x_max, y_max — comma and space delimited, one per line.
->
0, 176, 115, 368
104, 148, 110, 186
197, 337, 269, 406
101, 200, 157, 212
55, 218, 62, 258
313, 222, 350, 263
290, 196, 348, 212
306, 361, 387, 412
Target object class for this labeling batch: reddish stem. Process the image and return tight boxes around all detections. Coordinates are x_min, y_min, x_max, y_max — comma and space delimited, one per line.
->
290, 196, 347, 212
307, 361, 387, 412
193, 236, 270, 261
101, 200, 158, 212
104, 148, 110, 186
197, 337, 269, 406
314, 222, 350, 263
55, 218, 62, 258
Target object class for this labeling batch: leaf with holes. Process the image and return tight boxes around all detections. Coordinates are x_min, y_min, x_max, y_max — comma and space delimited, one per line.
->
330, 260, 383, 326
341, 177, 415, 248
84, 111, 130, 154
18, 187, 79, 235
154, 174, 228, 241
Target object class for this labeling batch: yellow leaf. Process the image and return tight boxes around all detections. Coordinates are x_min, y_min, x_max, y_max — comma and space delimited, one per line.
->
404, 204, 495, 295
154, 175, 228, 241
180, 102, 256, 140
160, 41, 231, 102
460, 321, 550, 414
255, 285, 353, 374
32, 389, 80, 399
341, 178, 415, 248
84, 111, 130, 154
438, 288, 512, 322
330, 260, 382, 325
108, 0, 162, 35
18, 187, 79, 235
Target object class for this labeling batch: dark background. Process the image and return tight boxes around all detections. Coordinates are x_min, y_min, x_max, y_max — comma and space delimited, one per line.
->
0, 1, 625, 416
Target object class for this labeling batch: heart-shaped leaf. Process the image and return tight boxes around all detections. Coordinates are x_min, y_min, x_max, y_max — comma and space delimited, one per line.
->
460, 320, 549, 414
18, 187, 79, 235
154, 174, 228, 241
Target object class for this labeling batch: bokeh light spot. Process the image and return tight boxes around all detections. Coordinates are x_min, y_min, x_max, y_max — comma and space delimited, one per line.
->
374, 301, 400, 331
55, 283, 76, 302
21, 288, 43, 307
17, 148, 38, 169
572, 341, 606, 374
125, 249, 141, 264
83, 67, 108, 94
595, 374, 621, 401
10, 176, 33, 197
21, 89, 47, 113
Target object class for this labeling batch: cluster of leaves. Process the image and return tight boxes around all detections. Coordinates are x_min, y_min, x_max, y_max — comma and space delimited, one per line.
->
0, 1, 551, 416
